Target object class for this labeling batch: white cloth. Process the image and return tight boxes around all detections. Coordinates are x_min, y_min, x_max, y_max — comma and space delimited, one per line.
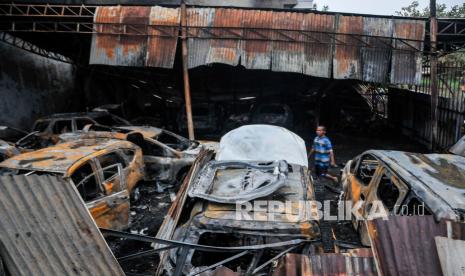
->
216, 124, 308, 167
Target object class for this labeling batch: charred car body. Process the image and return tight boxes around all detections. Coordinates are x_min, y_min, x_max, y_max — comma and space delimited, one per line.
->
341, 150, 465, 245
161, 125, 320, 274
0, 139, 144, 230
60, 125, 218, 187
16, 111, 131, 150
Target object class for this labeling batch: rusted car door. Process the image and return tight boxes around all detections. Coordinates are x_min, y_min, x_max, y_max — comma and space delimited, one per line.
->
71, 158, 130, 230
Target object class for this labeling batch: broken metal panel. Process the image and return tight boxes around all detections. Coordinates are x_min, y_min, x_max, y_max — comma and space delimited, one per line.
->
302, 13, 335, 78
390, 19, 425, 85
367, 216, 465, 276
118, 6, 151, 66
271, 11, 304, 73
186, 7, 215, 69
333, 14, 363, 80
0, 174, 124, 276
241, 9, 273, 70
362, 17, 392, 83
206, 8, 243, 66
435, 236, 465, 276
272, 253, 377, 276
147, 6, 180, 68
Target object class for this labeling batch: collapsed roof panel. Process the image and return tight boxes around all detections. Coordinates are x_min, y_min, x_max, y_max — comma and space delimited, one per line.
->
0, 174, 123, 276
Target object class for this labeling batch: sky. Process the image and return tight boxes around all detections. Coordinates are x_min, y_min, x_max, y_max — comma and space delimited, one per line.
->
313, 0, 464, 15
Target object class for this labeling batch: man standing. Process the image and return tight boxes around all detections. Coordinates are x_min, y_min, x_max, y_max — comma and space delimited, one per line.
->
309, 126, 338, 183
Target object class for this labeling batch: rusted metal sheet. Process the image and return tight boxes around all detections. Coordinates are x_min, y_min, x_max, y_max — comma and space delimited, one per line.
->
206, 8, 243, 66
302, 13, 335, 78
90, 6, 122, 66
147, 6, 180, 68
435, 237, 465, 276
333, 14, 363, 80
390, 19, 425, 85
90, 6, 179, 68
187, 7, 214, 69
0, 174, 124, 276
241, 9, 273, 70
271, 11, 304, 73
272, 253, 377, 276
367, 216, 465, 276
362, 17, 392, 83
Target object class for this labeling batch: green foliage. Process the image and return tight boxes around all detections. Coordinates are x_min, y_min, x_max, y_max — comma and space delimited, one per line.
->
396, 1, 465, 18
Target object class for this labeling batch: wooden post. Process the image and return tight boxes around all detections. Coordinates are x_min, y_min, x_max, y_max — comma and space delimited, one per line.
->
430, 0, 438, 151
181, 3, 195, 140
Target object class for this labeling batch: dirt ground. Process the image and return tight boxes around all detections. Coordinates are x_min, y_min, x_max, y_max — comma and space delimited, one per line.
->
106, 124, 427, 274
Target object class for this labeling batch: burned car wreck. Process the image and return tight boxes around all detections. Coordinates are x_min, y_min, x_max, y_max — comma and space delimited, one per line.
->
160, 125, 320, 275
60, 125, 218, 188
0, 139, 144, 230
341, 150, 465, 245
16, 111, 131, 150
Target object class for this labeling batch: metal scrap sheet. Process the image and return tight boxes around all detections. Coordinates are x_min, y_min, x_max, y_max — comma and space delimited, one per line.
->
367, 216, 465, 276
272, 253, 377, 276
0, 175, 124, 276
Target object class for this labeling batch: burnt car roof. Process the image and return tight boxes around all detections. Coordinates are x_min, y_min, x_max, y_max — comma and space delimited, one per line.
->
0, 139, 137, 174
116, 126, 163, 138
366, 150, 465, 211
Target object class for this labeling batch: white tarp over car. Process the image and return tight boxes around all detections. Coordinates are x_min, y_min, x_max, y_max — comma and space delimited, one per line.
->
216, 124, 308, 167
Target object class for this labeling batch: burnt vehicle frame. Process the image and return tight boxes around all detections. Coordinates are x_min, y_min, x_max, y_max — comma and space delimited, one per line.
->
341, 150, 465, 246
16, 111, 131, 150
0, 138, 144, 230
101, 151, 319, 276
61, 124, 217, 187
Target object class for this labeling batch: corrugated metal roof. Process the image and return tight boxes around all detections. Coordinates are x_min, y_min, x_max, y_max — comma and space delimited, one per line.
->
206, 8, 243, 66
302, 13, 335, 78
333, 14, 363, 80
272, 253, 377, 276
89, 6, 425, 85
0, 174, 123, 276
90, 6, 178, 68
187, 7, 215, 69
390, 19, 425, 85
367, 216, 465, 276
241, 9, 273, 70
362, 17, 392, 83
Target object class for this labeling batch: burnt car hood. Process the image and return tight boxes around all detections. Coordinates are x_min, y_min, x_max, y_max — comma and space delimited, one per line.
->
188, 160, 288, 204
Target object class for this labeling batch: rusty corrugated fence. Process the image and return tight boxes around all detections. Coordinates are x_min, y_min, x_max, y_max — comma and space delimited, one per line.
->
90, 6, 425, 85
